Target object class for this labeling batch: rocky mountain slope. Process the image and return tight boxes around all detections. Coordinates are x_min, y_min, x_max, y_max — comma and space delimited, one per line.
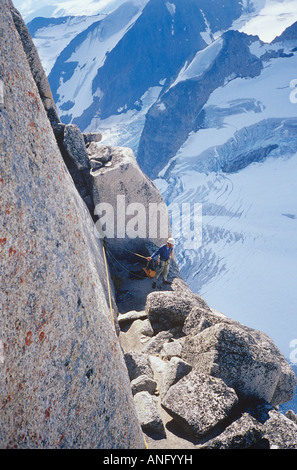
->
23, 0, 297, 360
137, 29, 265, 178
1, 0, 297, 449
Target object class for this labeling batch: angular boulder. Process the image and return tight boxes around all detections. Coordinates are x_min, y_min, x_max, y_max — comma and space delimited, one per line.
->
182, 305, 233, 336
171, 278, 212, 312
181, 323, 297, 406
161, 338, 186, 359
161, 370, 238, 438
198, 413, 264, 449
145, 290, 201, 333
143, 330, 173, 354
134, 391, 166, 437
160, 357, 192, 399
131, 374, 157, 396
117, 310, 148, 325
124, 352, 154, 381
145, 278, 212, 333
263, 410, 297, 449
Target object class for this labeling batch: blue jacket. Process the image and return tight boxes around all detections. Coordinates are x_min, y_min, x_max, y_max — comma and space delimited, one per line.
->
151, 244, 173, 261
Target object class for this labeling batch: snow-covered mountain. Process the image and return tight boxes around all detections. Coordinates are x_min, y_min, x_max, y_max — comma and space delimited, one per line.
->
24, 0, 267, 150
147, 22, 297, 358
14, 0, 134, 22
16, 0, 297, 360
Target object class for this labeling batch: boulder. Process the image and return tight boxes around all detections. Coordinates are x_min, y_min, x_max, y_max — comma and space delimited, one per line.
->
117, 310, 148, 325
161, 338, 185, 359
198, 413, 264, 449
181, 323, 297, 406
145, 290, 199, 332
161, 370, 238, 438
143, 331, 173, 354
63, 124, 90, 170
171, 278, 212, 312
134, 391, 166, 437
131, 374, 157, 396
263, 410, 297, 449
243, 326, 297, 406
124, 352, 154, 381
182, 305, 232, 336
91, 145, 171, 256
148, 355, 168, 385
160, 357, 192, 399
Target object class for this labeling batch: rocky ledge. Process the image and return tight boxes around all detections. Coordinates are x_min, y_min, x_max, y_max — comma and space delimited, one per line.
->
119, 278, 297, 449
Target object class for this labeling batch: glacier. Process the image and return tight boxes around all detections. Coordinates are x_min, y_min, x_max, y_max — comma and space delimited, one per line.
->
153, 30, 297, 358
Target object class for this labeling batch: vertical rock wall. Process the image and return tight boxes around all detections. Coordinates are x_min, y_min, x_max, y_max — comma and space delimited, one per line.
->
0, 0, 145, 449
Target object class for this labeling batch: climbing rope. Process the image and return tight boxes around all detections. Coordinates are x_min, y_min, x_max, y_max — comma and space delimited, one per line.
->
102, 241, 152, 280
102, 242, 116, 333
121, 247, 149, 260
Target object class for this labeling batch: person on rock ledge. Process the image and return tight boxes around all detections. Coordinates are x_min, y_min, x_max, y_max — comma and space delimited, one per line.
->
147, 237, 175, 289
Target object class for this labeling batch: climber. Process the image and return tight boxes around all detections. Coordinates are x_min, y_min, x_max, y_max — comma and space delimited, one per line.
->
147, 237, 175, 288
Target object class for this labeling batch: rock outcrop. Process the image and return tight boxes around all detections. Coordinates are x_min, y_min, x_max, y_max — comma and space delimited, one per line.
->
89, 143, 171, 257
0, 0, 145, 449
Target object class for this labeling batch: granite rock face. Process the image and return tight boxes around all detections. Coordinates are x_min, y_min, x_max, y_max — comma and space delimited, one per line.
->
0, 0, 145, 449
10, 4, 60, 127
90, 144, 171, 256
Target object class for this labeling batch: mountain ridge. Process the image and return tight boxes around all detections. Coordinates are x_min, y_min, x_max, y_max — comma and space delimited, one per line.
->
18, 0, 297, 381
